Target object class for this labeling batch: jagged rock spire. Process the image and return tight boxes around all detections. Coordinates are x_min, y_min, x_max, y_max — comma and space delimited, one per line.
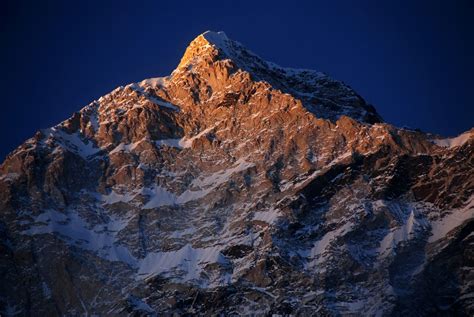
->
178, 31, 230, 69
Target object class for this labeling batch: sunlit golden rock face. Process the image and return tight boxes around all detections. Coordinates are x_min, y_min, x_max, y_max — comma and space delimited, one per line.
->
178, 32, 221, 69
0, 31, 473, 316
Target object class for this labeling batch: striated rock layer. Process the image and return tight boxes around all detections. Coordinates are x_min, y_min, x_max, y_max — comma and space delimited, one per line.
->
0, 31, 473, 316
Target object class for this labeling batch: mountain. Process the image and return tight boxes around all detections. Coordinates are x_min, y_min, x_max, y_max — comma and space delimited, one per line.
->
0, 31, 473, 316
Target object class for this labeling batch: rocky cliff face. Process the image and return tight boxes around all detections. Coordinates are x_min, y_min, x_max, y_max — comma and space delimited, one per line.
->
0, 31, 473, 316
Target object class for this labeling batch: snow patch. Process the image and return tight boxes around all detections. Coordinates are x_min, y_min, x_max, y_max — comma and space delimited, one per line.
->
137, 244, 228, 283
0, 173, 20, 181
253, 208, 281, 224
22, 209, 135, 265
142, 186, 178, 209
101, 190, 136, 204
377, 208, 429, 256
429, 197, 474, 243
20, 208, 230, 286
99, 158, 254, 210
308, 221, 353, 261
201, 31, 230, 51
152, 98, 179, 111
110, 141, 142, 154
155, 138, 182, 148
178, 158, 255, 203
44, 128, 100, 159
127, 296, 155, 314
139, 77, 168, 88
179, 125, 217, 148
127, 82, 179, 111
432, 131, 472, 148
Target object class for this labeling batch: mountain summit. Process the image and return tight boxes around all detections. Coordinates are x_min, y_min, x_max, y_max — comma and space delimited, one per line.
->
176, 30, 382, 123
0, 32, 473, 316
178, 31, 230, 67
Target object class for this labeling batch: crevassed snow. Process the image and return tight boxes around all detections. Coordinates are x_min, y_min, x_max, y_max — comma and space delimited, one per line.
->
432, 131, 472, 148
137, 244, 228, 282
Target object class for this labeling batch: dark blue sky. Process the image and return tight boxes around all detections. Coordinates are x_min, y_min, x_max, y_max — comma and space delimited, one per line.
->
1, 0, 473, 160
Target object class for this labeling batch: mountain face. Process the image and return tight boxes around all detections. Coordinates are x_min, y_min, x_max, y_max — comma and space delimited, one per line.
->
0, 31, 473, 316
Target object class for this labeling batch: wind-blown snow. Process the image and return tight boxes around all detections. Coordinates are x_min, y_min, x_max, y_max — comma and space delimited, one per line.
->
201, 31, 230, 52
432, 131, 472, 148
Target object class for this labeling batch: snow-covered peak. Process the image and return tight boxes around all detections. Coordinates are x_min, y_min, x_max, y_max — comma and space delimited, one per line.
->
177, 30, 231, 68
200, 31, 229, 49
178, 30, 327, 81
174, 31, 382, 123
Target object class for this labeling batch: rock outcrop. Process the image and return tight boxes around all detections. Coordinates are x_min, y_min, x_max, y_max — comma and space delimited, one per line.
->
0, 31, 473, 316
